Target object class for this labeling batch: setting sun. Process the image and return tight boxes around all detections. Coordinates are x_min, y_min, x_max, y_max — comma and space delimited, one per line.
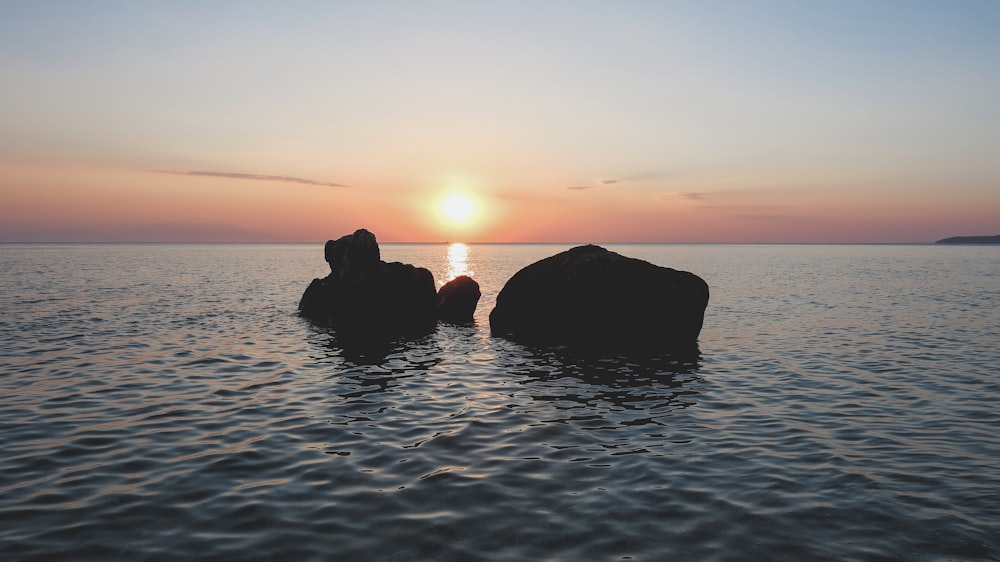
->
423, 188, 500, 240
440, 193, 476, 224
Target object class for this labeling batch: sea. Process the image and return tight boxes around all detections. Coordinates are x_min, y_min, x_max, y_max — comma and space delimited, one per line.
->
1, 242, 997, 561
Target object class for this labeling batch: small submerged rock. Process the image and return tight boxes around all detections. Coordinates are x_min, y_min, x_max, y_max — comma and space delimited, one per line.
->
299, 229, 482, 340
489, 244, 709, 352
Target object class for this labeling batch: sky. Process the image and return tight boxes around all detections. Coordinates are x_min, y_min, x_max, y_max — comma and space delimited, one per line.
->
1, 1, 998, 243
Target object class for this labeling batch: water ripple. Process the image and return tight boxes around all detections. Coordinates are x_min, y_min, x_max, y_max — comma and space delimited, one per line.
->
1, 243, 998, 560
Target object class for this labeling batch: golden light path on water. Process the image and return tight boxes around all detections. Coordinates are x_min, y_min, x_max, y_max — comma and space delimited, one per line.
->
445, 242, 470, 283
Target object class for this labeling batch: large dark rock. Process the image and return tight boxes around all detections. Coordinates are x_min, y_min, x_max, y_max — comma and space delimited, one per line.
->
489, 244, 708, 352
299, 229, 438, 338
437, 275, 481, 323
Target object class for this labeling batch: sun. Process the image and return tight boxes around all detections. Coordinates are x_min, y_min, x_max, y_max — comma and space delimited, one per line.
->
440, 193, 476, 224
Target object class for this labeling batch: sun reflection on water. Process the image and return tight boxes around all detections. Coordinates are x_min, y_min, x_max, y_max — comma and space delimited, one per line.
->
445, 242, 471, 283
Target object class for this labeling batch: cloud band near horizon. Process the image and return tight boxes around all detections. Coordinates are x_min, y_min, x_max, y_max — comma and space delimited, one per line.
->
154, 169, 349, 188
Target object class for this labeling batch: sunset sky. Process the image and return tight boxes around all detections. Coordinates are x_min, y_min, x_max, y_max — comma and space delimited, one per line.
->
2, 1, 998, 243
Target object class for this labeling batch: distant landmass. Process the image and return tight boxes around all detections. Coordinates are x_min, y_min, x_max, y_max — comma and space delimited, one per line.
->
935, 235, 1000, 245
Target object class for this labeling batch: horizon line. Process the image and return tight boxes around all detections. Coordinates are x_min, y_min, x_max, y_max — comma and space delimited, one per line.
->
0, 239, 959, 246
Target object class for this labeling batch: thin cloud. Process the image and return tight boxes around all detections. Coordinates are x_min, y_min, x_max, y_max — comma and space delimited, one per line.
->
621, 171, 675, 182
565, 170, 693, 191
681, 192, 707, 200
154, 169, 349, 188
734, 213, 810, 223
567, 179, 618, 190
622, 166, 727, 182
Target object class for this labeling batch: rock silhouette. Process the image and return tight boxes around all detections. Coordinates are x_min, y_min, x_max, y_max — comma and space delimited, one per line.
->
299, 229, 482, 340
437, 275, 481, 323
489, 244, 709, 352
300, 229, 437, 339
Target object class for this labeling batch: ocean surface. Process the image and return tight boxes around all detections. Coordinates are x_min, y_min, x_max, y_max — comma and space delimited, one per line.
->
1, 242, 998, 561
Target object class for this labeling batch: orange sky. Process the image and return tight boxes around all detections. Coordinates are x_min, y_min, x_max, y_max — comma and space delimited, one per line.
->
1, 3, 998, 243
2, 160, 994, 243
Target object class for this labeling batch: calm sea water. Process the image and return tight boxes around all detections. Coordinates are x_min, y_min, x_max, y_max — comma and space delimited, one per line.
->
1, 243, 998, 561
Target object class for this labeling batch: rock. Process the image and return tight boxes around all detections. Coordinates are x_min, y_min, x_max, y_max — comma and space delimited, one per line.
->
437, 275, 481, 323
489, 244, 709, 352
324, 228, 381, 282
299, 229, 438, 337
380, 261, 438, 329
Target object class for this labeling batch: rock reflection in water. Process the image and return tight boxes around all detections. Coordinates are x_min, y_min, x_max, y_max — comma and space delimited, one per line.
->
308, 322, 444, 371
306, 322, 703, 461
497, 342, 702, 436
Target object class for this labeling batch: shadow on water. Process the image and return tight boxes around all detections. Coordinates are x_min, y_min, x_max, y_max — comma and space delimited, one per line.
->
303, 323, 414, 365
493, 338, 704, 416
302, 315, 703, 470
301, 311, 444, 366
301, 308, 480, 366
302, 313, 704, 417
303, 323, 446, 403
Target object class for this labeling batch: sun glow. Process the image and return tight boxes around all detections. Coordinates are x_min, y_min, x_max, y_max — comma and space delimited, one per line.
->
440, 193, 476, 224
